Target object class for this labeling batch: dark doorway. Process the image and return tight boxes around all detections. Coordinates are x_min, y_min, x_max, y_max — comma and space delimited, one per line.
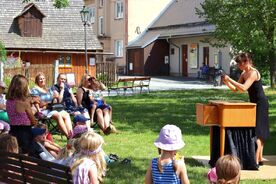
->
182, 45, 188, 76
203, 47, 209, 66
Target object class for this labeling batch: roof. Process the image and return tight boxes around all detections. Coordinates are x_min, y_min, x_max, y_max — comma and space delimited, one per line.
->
0, 0, 102, 51
128, 0, 215, 49
15, 3, 46, 18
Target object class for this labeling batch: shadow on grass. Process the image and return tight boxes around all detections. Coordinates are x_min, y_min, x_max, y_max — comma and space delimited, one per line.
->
108, 89, 249, 136
104, 156, 207, 184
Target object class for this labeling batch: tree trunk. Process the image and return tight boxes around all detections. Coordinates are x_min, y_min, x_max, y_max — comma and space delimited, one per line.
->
269, 48, 276, 88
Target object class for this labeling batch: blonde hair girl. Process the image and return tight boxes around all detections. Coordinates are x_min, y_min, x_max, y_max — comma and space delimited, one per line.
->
208, 155, 241, 184
71, 131, 106, 183
145, 124, 190, 184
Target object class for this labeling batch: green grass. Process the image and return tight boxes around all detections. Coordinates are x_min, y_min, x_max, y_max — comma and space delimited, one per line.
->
54, 89, 276, 184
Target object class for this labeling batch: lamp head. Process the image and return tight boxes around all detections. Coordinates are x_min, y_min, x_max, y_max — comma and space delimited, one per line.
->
80, 6, 89, 24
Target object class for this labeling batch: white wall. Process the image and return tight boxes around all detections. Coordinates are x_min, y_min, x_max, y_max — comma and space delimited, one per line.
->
169, 36, 232, 77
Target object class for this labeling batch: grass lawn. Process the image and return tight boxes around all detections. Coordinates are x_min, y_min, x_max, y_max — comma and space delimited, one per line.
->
55, 89, 276, 184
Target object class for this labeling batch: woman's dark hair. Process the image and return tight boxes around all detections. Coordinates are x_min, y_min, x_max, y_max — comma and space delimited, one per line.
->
235, 52, 252, 64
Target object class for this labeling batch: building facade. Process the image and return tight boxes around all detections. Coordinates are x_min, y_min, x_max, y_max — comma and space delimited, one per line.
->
85, 0, 171, 74
127, 0, 232, 77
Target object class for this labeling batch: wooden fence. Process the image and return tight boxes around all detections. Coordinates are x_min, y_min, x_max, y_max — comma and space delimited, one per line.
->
3, 64, 54, 88
2, 62, 116, 89
96, 61, 117, 87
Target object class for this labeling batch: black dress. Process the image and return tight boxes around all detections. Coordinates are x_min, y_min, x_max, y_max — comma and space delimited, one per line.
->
248, 80, 270, 140
209, 78, 269, 170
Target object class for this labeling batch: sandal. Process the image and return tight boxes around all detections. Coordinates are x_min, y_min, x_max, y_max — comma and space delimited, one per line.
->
121, 158, 131, 165
109, 154, 119, 161
103, 126, 111, 135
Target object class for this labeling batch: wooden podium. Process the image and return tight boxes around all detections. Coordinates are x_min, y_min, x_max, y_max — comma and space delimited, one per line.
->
196, 100, 256, 156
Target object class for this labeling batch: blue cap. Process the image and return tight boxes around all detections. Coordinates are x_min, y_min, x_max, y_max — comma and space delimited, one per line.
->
73, 114, 90, 124
32, 127, 46, 137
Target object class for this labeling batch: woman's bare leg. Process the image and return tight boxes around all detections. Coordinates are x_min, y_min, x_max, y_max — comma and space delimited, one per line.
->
103, 109, 110, 128
90, 104, 97, 125
256, 138, 263, 164
109, 106, 113, 123
51, 112, 68, 137
95, 109, 106, 131
60, 111, 73, 137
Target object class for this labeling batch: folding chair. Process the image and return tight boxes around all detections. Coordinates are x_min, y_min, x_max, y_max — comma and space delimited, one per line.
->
37, 116, 64, 138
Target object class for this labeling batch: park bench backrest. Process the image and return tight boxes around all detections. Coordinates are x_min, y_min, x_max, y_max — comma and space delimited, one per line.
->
0, 150, 73, 184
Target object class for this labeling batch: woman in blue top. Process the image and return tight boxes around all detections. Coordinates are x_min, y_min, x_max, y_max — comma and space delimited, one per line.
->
145, 124, 190, 184
31, 72, 73, 138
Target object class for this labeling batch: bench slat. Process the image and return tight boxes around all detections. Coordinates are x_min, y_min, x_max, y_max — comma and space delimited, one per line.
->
0, 151, 72, 184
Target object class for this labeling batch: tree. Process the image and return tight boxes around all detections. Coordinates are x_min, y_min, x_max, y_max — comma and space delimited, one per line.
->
22, 0, 69, 8
196, 0, 276, 87
0, 41, 6, 62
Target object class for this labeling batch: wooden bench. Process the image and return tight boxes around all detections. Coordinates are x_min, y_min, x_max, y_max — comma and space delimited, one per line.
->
133, 76, 151, 93
108, 76, 151, 95
0, 150, 73, 184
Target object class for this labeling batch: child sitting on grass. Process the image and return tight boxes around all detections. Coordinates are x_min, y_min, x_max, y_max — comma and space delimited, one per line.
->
145, 124, 190, 184
72, 114, 92, 138
55, 138, 76, 166
208, 154, 241, 184
71, 131, 107, 184
0, 133, 19, 153
37, 123, 61, 158
29, 127, 56, 162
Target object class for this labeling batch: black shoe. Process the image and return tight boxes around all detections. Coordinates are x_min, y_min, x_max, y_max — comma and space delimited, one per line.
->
259, 161, 264, 166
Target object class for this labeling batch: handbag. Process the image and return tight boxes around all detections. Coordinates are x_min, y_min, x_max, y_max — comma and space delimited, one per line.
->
47, 98, 65, 112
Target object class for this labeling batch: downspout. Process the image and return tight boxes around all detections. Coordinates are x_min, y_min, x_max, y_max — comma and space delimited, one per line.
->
166, 37, 181, 76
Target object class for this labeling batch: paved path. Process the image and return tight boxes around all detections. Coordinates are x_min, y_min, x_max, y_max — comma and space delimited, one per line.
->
149, 76, 227, 91
103, 76, 227, 96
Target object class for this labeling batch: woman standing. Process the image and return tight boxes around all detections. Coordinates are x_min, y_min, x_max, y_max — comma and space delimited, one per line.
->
31, 72, 73, 138
222, 52, 269, 166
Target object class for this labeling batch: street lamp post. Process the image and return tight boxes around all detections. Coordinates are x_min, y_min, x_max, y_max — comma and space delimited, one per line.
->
80, 6, 89, 74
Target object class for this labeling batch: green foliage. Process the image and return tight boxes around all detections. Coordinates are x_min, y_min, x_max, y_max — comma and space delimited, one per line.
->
22, 0, 70, 8
53, 90, 276, 183
0, 41, 7, 62
53, 0, 70, 9
196, 0, 276, 86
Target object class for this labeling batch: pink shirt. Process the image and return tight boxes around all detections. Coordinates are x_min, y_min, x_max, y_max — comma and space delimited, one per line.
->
6, 99, 31, 126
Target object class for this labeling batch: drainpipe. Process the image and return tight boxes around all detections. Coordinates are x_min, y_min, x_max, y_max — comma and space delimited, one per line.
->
166, 37, 181, 76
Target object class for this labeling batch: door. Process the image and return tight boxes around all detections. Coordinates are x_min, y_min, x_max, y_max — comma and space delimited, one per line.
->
182, 45, 188, 76
203, 47, 209, 66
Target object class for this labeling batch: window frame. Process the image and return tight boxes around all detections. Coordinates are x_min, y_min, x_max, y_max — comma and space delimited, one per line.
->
89, 7, 96, 24
98, 16, 104, 36
99, 0, 104, 8
58, 55, 72, 67
115, 40, 123, 58
115, 1, 124, 19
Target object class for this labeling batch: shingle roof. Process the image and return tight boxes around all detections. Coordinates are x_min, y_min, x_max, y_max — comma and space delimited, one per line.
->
0, 0, 102, 51
128, 0, 215, 48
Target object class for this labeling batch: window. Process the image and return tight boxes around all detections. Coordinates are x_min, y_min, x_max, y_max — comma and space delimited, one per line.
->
99, 0, 104, 7
115, 40, 123, 57
89, 7, 95, 23
115, 1, 123, 19
98, 16, 104, 35
59, 55, 72, 67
